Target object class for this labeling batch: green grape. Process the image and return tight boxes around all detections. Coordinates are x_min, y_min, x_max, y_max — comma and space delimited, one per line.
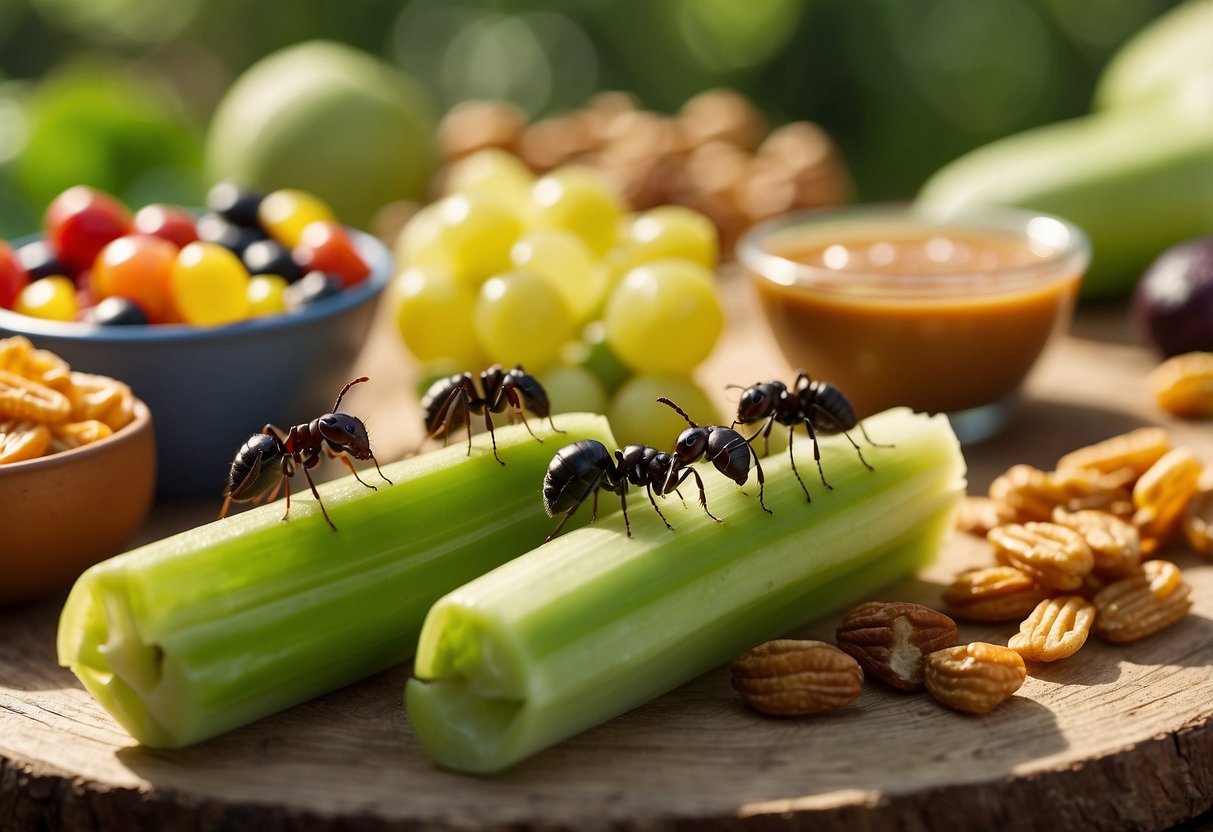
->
528, 166, 623, 257
510, 229, 607, 324
444, 148, 535, 214
395, 193, 523, 288
474, 270, 575, 371
561, 321, 633, 396
536, 364, 609, 416
392, 265, 486, 367
614, 205, 719, 272
606, 373, 719, 449
602, 258, 724, 374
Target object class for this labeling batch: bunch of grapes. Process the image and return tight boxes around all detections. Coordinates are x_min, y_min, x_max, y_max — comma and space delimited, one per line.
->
391, 150, 725, 447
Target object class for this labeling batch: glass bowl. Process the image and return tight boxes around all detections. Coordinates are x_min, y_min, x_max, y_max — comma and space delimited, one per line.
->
738, 204, 1090, 443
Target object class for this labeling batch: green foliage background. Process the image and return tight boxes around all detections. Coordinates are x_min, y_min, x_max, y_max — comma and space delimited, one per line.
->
0, 0, 1182, 238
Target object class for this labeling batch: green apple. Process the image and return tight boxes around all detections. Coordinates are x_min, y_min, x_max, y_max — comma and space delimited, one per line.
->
205, 40, 437, 230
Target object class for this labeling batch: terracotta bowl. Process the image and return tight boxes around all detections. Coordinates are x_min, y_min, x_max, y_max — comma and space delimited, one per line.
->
0, 399, 155, 605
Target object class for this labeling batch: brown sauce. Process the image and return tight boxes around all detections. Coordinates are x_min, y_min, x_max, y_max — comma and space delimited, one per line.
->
751, 229, 1081, 417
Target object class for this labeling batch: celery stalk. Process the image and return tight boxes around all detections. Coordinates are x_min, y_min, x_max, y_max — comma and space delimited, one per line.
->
406, 407, 965, 773
57, 414, 617, 748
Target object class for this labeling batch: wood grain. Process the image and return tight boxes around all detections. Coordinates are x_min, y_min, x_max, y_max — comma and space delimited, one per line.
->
3, 271, 1213, 831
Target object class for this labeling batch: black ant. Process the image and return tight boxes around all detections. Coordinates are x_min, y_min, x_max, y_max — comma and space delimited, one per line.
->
731, 371, 890, 501
219, 377, 391, 532
542, 440, 722, 541
657, 397, 771, 515
419, 364, 560, 465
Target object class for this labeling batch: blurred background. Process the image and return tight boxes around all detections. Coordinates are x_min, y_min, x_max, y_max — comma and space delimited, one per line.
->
0, 0, 1185, 240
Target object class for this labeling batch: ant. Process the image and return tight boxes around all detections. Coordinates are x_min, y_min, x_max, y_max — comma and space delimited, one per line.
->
657, 397, 772, 515
542, 440, 722, 541
731, 371, 890, 501
219, 377, 391, 532
419, 364, 560, 465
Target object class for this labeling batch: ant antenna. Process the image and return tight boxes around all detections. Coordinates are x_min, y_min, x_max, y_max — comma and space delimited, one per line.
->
656, 397, 698, 428
334, 376, 369, 411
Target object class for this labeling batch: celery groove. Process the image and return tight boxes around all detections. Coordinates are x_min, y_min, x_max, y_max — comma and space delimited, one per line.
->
57, 414, 617, 748
406, 408, 966, 773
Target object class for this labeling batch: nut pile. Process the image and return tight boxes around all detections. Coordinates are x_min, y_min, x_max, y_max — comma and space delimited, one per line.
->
435, 89, 853, 251
951, 426, 1202, 652
0, 336, 135, 463
728, 426, 1206, 720
731, 600, 1027, 717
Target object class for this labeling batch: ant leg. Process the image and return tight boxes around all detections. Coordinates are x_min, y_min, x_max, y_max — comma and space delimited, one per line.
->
279, 456, 295, 522
785, 422, 812, 502
545, 474, 603, 542
482, 408, 505, 466
810, 404, 874, 472
681, 467, 723, 524
331, 450, 378, 491
750, 449, 772, 514
801, 416, 833, 490
619, 490, 632, 538
261, 424, 288, 441
301, 458, 337, 532
761, 417, 777, 458
645, 485, 675, 531
218, 494, 234, 520
546, 509, 578, 542
858, 422, 894, 449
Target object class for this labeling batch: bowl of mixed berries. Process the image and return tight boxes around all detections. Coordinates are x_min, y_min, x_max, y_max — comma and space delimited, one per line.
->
0, 182, 393, 498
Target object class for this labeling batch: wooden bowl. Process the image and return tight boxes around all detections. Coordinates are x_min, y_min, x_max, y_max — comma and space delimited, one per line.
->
0, 399, 155, 605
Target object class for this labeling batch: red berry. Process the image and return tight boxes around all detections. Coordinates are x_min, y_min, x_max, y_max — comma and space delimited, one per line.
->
293, 221, 369, 287
133, 204, 199, 249
0, 240, 31, 309
45, 186, 133, 273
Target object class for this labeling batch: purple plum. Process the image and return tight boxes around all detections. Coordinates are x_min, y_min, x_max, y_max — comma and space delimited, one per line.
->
1133, 237, 1213, 356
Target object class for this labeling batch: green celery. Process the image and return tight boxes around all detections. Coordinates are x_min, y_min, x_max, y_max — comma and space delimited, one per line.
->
57, 414, 617, 748
406, 407, 966, 773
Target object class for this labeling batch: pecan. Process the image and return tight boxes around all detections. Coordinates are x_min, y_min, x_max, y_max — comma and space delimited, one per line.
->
835, 601, 958, 691
1132, 448, 1203, 546
988, 522, 1094, 592
989, 464, 1129, 521
1184, 488, 1213, 557
1056, 427, 1172, 483
1149, 352, 1213, 419
0, 419, 51, 464
1008, 595, 1096, 662
730, 639, 863, 716
0, 368, 71, 425
67, 371, 135, 431
954, 496, 1017, 536
942, 566, 1050, 622
1093, 560, 1192, 643
924, 642, 1027, 715
1051, 507, 1141, 578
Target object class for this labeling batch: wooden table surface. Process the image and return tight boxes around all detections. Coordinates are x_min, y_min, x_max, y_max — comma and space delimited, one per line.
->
3, 267, 1213, 831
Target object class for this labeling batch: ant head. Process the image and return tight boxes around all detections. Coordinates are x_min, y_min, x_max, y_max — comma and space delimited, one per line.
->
670, 426, 709, 465
735, 382, 782, 423
319, 412, 372, 459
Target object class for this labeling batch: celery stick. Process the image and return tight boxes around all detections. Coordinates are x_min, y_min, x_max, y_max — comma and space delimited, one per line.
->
406, 407, 965, 773
57, 414, 617, 748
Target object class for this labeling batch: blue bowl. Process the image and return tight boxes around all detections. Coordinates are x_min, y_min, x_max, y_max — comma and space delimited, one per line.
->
0, 230, 393, 499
